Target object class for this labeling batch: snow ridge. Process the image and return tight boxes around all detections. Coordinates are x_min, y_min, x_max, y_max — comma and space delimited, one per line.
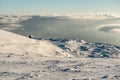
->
0, 30, 73, 58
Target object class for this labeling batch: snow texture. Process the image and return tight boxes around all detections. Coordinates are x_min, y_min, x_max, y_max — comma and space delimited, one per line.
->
49, 38, 120, 58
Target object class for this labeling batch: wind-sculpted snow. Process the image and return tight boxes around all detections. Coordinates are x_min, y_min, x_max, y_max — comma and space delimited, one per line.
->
49, 39, 120, 58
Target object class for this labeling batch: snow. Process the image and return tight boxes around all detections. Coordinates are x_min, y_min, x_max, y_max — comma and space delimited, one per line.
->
0, 29, 120, 80
49, 39, 120, 58
0, 57, 120, 80
0, 29, 73, 58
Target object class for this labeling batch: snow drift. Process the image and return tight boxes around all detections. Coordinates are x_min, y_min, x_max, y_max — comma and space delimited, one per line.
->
0, 29, 73, 58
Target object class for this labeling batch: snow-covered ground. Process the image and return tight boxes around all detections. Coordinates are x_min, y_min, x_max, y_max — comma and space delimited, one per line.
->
0, 29, 120, 80
0, 56, 120, 80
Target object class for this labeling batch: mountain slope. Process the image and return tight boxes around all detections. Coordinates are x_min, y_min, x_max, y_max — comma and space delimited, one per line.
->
0, 30, 73, 58
0, 29, 119, 58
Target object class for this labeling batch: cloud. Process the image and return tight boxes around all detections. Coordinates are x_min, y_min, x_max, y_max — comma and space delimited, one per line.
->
1, 24, 23, 31
97, 24, 120, 33
109, 29, 120, 33
1, 14, 120, 32
37, 13, 120, 19
0, 15, 32, 31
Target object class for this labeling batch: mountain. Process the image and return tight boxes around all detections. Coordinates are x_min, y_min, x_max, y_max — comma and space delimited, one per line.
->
48, 38, 120, 58
0, 30, 119, 80
0, 29, 73, 58
0, 29, 120, 58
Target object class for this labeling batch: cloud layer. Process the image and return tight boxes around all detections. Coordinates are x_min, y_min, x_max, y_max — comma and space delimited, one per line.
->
1, 13, 120, 32
98, 24, 120, 33
37, 13, 120, 19
0, 15, 32, 31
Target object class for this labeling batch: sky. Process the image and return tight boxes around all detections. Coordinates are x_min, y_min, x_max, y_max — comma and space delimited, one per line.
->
0, 0, 120, 15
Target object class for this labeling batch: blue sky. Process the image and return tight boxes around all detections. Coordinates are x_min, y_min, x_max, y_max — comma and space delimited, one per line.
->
0, 0, 120, 14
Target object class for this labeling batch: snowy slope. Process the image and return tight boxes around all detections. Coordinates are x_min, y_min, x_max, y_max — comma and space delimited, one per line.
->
49, 39, 120, 58
0, 30, 73, 58
0, 29, 119, 58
